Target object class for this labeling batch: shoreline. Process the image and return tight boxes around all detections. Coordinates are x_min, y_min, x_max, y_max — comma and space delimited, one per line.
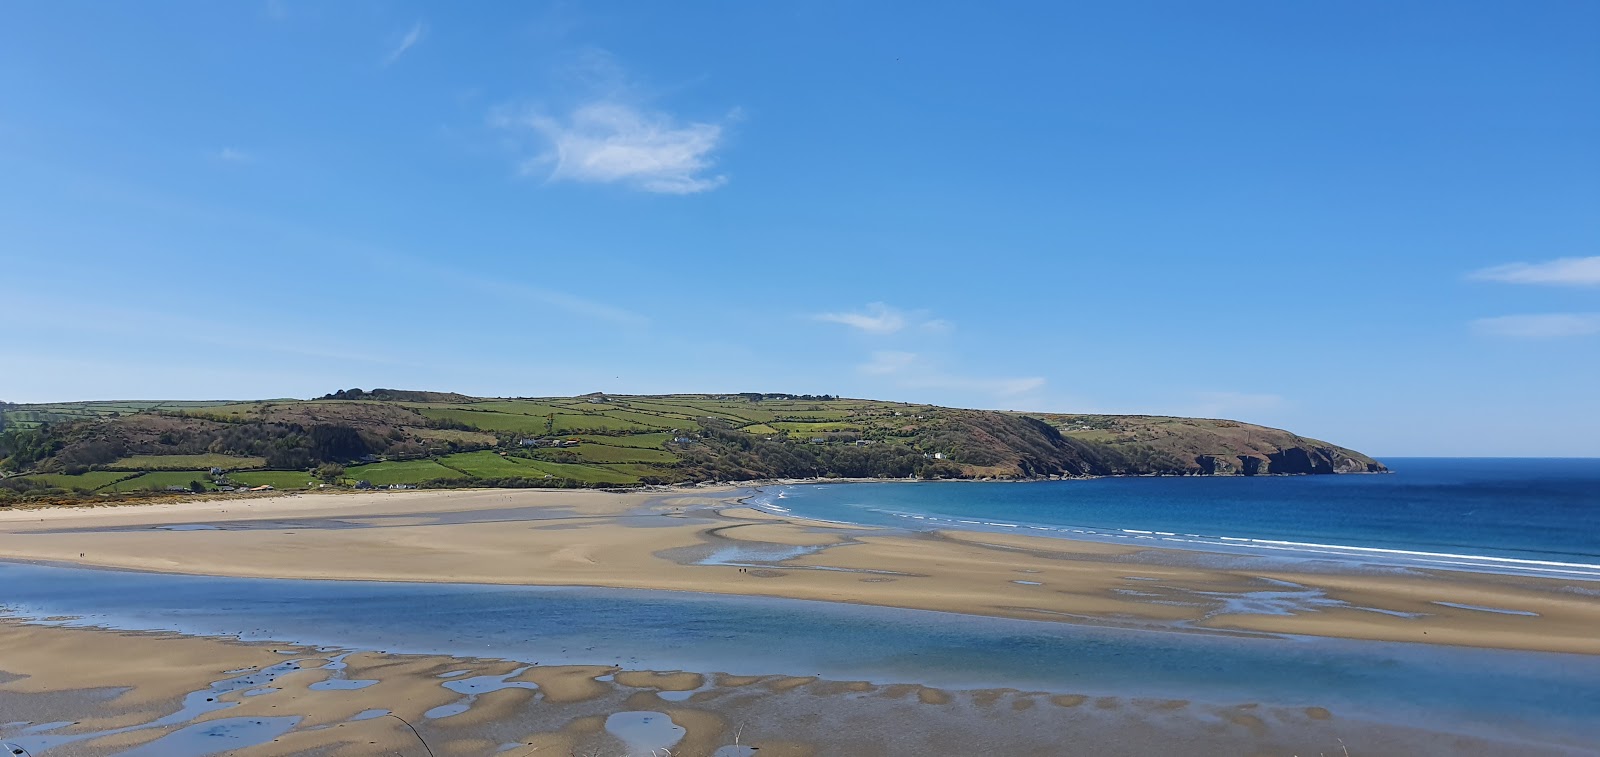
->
730, 486, 1600, 582
0, 465, 1395, 511
0, 489, 1596, 656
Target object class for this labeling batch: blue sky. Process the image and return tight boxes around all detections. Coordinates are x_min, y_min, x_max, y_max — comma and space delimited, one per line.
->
2, 1, 1596, 456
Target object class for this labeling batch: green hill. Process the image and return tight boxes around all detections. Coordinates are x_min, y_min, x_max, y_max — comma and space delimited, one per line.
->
0, 391, 1385, 503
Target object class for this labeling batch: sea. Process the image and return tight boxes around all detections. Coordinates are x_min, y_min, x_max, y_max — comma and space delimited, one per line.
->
743, 458, 1600, 579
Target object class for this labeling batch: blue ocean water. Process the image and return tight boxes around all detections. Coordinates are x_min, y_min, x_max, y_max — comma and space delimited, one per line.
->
747, 458, 1600, 577
0, 561, 1596, 747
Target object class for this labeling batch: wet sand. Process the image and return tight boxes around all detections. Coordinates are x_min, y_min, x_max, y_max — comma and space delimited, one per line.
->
0, 621, 1571, 757
0, 488, 1594, 655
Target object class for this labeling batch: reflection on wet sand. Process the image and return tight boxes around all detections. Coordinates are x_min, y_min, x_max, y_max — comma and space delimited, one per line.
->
3, 622, 1568, 757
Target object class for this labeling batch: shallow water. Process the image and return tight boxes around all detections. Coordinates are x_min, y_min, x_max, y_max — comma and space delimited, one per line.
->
0, 655, 315, 754
0, 561, 1596, 747
604, 711, 684, 755
116, 716, 299, 757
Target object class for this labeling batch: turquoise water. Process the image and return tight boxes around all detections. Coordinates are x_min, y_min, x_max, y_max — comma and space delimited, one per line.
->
748, 458, 1600, 577
1, 561, 1597, 749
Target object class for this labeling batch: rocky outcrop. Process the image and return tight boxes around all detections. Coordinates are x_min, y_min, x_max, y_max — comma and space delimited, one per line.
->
1196, 455, 1238, 475
1196, 447, 1385, 476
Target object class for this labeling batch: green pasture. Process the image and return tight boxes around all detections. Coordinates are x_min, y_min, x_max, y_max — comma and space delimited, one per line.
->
17, 471, 138, 491
417, 408, 551, 433
770, 421, 863, 435
112, 471, 218, 491
556, 443, 677, 464
228, 471, 318, 489
547, 413, 664, 434
437, 451, 537, 478
512, 459, 642, 484
572, 432, 673, 449
346, 459, 461, 485
590, 409, 688, 428
436, 451, 644, 484
455, 400, 574, 416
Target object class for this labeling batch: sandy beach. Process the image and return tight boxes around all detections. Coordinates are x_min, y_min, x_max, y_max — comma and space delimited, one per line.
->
0, 488, 1595, 655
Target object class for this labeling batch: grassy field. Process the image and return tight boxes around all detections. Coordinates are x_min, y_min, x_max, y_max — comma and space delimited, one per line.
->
16, 471, 139, 491
437, 451, 538, 478
612, 399, 721, 422
511, 459, 642, 484
770, 421, 864, 435
107, 454, 266, 471
111, 471, 219, 491
555, 443, 677, 464
438, 451, 646, 485
228, 471, 318, 490
548, 413, 668, 434
572, 432, 673, 449
416, 408, 552, 434
345, 459, 461, 485
586, 409, 694, 429
449, 400, 574, 416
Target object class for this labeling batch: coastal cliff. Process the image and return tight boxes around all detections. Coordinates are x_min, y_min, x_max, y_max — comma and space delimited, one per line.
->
1030, 413, 1385, 477
1, 392, 1384, 502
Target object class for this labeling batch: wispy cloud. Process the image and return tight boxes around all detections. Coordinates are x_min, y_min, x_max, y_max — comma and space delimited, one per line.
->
0, 294, 416, 366
861, 350, 918, 375
497, 102, 729, 194
1188, 391, 1285, 419
858, 351, 1045, 398
384, 21, 426, 66
817, 303, 908, 334
1469, 256, 1600, 287
814, 303, 951, 335
1472, 313, 1600, 339
906, 374, 1048, 397
341, 247, 649, 328
214, 147, 253, 164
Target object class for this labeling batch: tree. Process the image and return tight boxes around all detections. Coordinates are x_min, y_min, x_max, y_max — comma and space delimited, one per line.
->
315, 463, 346, 483
308, 425, 370, 462
188, 480, 206, 493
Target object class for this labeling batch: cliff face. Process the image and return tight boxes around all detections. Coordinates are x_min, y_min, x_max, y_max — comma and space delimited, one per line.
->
1029, 414, 1387, 476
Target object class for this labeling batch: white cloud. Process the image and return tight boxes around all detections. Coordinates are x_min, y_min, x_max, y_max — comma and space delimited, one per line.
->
498, 102, 729, 194
856, 351, 1045, 398
215, 147, 252, 163
816, 303, 908, 334
1472, 313, 1600, 339
1469, 256, 1600, 287
384, 21, 426, 66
